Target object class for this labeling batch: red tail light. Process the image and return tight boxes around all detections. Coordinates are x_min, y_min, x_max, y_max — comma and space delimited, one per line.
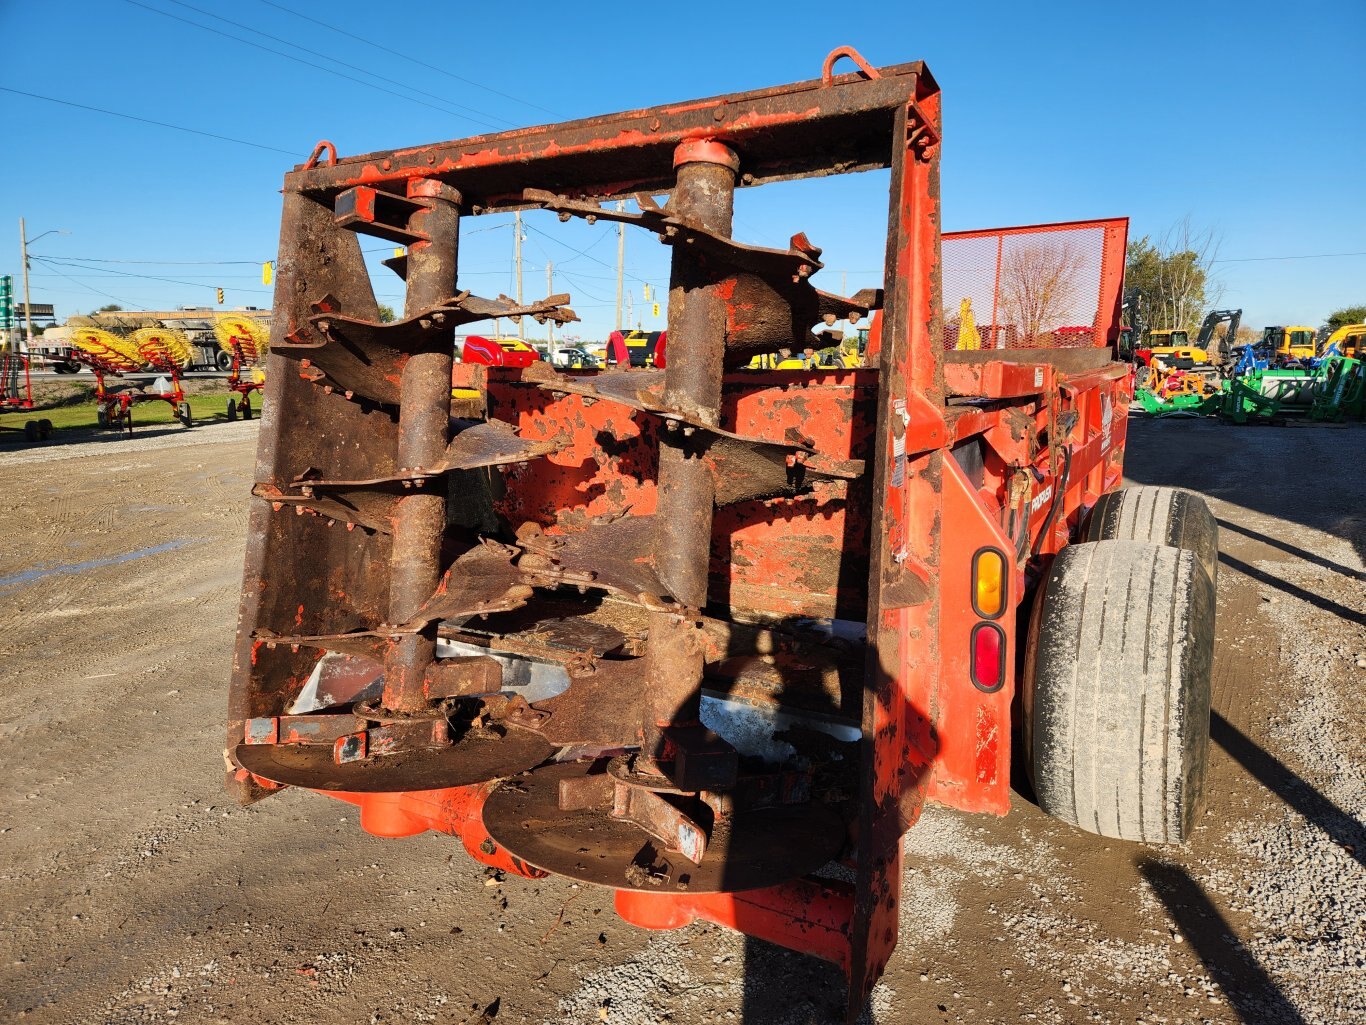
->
970, 622, 1005, 692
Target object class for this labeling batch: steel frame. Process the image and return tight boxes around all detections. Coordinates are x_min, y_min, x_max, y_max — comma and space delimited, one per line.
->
228, 51, 1132, 1021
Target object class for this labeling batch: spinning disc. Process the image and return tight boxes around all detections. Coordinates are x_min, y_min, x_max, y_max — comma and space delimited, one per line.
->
482, 761, 847, 893
235, 726, 553, 793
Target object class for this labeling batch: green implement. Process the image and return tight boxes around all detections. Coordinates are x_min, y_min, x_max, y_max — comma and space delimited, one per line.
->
1309, 356, 1364, 422
1218, 357, 1364, 424
1135, 387, 1220, 417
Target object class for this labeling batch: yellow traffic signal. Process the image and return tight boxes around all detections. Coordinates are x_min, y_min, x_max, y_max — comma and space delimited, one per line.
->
262, 261, 274, 285
216, 288, 225, 305
651, 302, 660, 318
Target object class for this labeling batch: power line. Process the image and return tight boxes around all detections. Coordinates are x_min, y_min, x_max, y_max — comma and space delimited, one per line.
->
556, 269, 610, 304
33, 256, 273, 295
1212, 251, 1366, 264
121, 0, 507, 132
253, 0, 563, 119
0, 85, 295, 155
32, 255, 261, 266
31, 272, 266, 282
31, 261, 140, 307
522, 222, 655, 286
157, 0, 517, 130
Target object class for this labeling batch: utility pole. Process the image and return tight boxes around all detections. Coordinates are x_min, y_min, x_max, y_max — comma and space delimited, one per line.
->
19, 218, 33, 352
514, 211, 524, 337
546, 261, 554, 351
614, 201, 625, 331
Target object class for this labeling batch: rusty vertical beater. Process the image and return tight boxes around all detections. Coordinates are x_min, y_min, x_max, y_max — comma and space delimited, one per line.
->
642, 141, 739, 769
382, 180, 461, 713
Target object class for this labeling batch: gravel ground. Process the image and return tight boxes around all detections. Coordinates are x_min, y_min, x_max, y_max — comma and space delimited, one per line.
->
0, 415, 1362, 1025
0, 417, 258, 466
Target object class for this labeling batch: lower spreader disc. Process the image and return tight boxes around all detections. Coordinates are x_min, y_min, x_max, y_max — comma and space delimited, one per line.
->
482, 760, 847, 893
235, 727, 554, 793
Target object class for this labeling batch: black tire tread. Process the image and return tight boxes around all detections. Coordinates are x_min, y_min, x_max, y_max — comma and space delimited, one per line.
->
1085, 486, 1218, 587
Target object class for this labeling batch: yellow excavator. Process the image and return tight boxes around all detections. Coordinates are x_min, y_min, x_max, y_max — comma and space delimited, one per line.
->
1136, 310, 1241, 383
1143, 328, 1209, 365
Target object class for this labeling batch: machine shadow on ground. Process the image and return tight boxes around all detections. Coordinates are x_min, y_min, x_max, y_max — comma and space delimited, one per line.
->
1138, 861, 1309, 1025
1211, 711, 1365, 870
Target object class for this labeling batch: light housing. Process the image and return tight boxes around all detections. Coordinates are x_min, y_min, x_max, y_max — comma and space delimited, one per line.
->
970, 622, 1006, 693
972, 546, 1007, 619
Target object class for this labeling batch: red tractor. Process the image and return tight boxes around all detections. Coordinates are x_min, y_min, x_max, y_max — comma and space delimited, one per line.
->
229, 50, 1216, 1021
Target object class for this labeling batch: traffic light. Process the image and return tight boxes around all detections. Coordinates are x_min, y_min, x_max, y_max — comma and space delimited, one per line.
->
651, 302, 660, 318
216, 287, 225, 305
262, 261, 274, 286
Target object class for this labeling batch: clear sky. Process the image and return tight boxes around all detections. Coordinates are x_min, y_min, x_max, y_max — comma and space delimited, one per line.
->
2, 0, 1363, 339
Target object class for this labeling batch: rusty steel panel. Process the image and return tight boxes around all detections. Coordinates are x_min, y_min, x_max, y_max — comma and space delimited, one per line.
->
485, 369, 876, 620
283, 63, 938, 206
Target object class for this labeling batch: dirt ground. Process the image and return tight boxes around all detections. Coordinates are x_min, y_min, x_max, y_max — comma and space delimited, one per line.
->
1, 415, 1362, 1025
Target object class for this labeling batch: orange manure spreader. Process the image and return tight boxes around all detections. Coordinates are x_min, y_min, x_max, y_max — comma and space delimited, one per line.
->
228, 49, 1217, 1020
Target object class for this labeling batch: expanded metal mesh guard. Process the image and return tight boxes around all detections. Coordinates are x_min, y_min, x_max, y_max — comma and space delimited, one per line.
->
941, 218, 1127, 350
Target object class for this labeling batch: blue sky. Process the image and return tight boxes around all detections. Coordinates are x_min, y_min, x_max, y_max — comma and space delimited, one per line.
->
2, 0, 1363, 338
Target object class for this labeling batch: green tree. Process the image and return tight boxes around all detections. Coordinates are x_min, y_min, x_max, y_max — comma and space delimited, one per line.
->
1324, 305, 1366, 333
377, 304, 396, 323
1124, 219, 1220, 340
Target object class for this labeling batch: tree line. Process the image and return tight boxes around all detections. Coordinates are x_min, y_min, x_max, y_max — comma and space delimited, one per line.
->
1126, 220, 1362, 341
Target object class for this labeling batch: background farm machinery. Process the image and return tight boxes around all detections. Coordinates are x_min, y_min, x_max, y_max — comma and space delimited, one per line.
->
69, 326, 195, 432
1133, 318, 1364, 424
0, 341, 55, 441
214, 314, 269, 421
1134, 342, 1364, 423
227, 53, 1220, 1020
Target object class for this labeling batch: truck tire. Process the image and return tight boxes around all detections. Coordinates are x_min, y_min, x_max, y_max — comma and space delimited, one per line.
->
216, 350, 234, 372
1083, 486, 1218, 587
1023, 540, 1215, 844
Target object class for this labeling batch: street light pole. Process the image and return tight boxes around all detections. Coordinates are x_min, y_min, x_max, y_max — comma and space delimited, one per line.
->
18, 221, 68, 352
19, 218, 33, 352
